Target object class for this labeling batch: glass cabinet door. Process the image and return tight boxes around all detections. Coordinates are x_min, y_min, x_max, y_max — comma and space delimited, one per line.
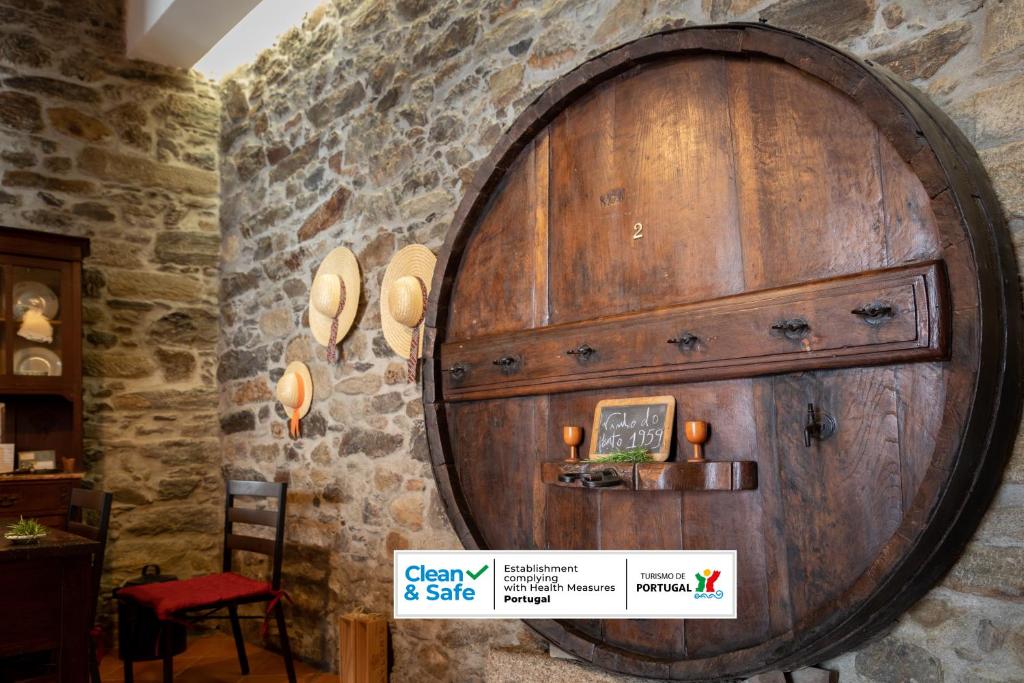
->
10, 265, 63, 378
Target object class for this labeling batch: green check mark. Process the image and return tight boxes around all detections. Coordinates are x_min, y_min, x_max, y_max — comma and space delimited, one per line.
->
467, 564, 489, 580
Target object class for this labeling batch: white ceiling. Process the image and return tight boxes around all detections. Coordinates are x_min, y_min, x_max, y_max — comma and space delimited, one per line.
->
126, 0, 327, 80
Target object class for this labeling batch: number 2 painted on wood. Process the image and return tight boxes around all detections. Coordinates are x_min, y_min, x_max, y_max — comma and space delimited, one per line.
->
633, 222, 643, 240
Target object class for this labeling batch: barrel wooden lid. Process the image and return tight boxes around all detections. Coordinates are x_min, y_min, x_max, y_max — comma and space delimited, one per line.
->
422, 23, 1021, 680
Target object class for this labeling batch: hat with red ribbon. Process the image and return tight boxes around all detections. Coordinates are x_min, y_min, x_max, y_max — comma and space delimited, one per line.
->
309, 247, 361, 364
380, 245, 436, 382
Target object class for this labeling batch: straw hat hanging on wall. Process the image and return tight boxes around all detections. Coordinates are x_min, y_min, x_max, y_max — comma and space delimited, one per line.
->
309, 247, 361, 364
380, 245, 437, 382
276, 361, 313, 438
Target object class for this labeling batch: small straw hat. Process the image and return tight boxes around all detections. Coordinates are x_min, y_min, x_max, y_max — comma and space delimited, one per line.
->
380, 245, 436, 380
276, 361, 313, 438
309, 247, 360, 363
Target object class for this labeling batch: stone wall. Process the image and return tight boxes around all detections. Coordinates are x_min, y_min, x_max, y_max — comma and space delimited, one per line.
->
0, 0, 222, 626
217, 0, 1024, 680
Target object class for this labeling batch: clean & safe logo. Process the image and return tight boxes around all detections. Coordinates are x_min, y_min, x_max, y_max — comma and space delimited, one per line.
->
402, 562, 489, 603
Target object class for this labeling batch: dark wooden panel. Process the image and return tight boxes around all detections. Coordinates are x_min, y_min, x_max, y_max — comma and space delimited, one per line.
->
0, 529, 97, 681
0, 226, 89, 261
751, 378, 794, 638
878, 133, 942, 265
448, 134, 548, 338
773, 368, 903, 625
0, 563, 61, 656
226, 533, 275, 556
228, 507, 279, 527
0, 478, 74, 525
728, 57, 887, 290
874, 114, 949, 519
447, 397, 543, 550
678, 380, 773, 657
544, 485, 603, 641
600, 490, 685, 658
67, 520, 96, 540
548, 55, 744, 323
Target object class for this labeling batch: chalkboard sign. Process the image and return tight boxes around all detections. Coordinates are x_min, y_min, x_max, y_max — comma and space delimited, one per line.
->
590, 395, 676, 462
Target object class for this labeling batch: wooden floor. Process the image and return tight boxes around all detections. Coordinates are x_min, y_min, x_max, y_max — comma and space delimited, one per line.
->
98, 633, 331, 682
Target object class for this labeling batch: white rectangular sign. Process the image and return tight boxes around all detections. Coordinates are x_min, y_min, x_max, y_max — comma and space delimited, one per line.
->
393, 550, 736, 619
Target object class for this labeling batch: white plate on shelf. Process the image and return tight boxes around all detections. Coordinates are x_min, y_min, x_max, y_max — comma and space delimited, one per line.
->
13, 347, 62, 376
13, 281, 59, 321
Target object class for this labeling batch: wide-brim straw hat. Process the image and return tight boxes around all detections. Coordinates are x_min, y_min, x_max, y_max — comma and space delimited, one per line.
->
309, 247, 361, 348
381, 245, 437, 359
276, 361, 313, 420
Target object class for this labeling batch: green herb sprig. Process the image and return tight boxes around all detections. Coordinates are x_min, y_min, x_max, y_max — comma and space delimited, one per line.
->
7, 516, 47, 537
590, 447, 652, 463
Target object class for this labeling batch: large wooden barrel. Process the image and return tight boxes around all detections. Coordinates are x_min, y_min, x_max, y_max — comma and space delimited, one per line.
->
422, 24, 1022, 679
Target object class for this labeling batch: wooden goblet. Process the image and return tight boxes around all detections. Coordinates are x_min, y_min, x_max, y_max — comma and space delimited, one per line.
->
563, 425, 583, 463
685, 420, 709, 463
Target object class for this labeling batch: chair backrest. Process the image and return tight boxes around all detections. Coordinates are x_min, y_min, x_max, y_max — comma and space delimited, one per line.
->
222, 480, 288, 589
68, 488, 113, 624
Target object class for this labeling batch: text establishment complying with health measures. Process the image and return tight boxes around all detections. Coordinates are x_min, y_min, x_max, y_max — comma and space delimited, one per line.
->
393, 550, 737, 619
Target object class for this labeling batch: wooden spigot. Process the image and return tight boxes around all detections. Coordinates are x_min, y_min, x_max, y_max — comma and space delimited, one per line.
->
563, 425, 583, 463
685, 420, 709, 463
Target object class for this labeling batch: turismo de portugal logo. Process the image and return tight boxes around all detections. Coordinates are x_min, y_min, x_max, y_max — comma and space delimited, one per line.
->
694, 568, 724, 599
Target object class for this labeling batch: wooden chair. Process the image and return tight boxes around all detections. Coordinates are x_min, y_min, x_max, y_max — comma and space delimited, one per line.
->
117, 480, 295, 683
68, 487, 113, 683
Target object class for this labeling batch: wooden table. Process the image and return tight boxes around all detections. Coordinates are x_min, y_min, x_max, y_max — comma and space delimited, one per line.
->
0, 527, 99, 682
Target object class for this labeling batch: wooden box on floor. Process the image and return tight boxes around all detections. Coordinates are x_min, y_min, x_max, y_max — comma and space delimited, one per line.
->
338, 612, 387, 683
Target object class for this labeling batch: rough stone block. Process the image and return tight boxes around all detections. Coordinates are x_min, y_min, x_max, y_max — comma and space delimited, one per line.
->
217, 347, 269, 382
983, 0, 1024, 60
78, 146, 218, 196
980, 140, 1024, 218
149, 309, 219, 345
0, 31, 50, 68
110, 388, 218, 412
0, 91, 42, 131
297, 185, 351, 241
154, 230, 220, 267
220, 410, 256, 434
268, 136, 320, 184
105, 269, 203, 302
2, 169, 93, 194
854, 636, 943, 682
340, 427, 403, 458
872, 20, 971, 80
760, 0, 876, 45
3, 75, 99, 103
945, 543, 1024, 599
964, 76, 1024, 147
156, 348, 196, 381
83, 351, 157, 379
47, 106, 111, 141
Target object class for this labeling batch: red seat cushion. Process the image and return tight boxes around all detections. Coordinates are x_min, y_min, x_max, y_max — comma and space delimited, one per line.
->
117, 572, 275, 621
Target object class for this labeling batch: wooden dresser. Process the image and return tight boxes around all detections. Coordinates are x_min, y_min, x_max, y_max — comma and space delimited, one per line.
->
0, 227, 89, 530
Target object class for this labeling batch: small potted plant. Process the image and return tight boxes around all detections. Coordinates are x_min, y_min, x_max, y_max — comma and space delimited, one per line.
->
5, 516, 48, 544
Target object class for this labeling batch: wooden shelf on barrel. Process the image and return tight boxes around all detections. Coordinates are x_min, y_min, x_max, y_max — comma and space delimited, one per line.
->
540, 460, 757, 492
